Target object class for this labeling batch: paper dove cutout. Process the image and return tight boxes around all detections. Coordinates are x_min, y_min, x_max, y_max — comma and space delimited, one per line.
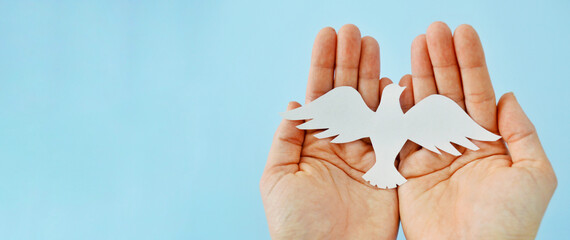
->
281, 84, 501, 189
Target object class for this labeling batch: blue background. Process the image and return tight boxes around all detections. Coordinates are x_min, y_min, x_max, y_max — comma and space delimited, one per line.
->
0, 1, 568, 239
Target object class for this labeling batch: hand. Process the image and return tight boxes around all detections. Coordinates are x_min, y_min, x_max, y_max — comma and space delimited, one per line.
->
397, 22, 557, 239
260, 25, 400, 239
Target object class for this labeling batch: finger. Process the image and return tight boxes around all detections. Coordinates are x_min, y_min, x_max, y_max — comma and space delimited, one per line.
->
358, 36, 380, 110
398, 74, 414, 113
265, 102, 305, 173
426, 22, 465, 108
497, 93, 550, 168
334, 24, 361, 88
378, 77, 393, 101
411, 34, 437, 104
454, 24, 497, 133
306, 27, 337, 103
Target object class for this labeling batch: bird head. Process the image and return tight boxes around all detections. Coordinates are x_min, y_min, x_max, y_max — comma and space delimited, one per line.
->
378, 83, 406, 112
381, 83, 406, 101
384, 83, 406, 95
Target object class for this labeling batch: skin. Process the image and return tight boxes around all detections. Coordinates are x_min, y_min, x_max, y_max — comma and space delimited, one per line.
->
260, 24, 399, 239
260, 22, 557, 240
398, 22, 557, 240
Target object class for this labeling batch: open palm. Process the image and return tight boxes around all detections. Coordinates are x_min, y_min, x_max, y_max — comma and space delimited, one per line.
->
260, 25, 400, 239
397, 22, 557, 239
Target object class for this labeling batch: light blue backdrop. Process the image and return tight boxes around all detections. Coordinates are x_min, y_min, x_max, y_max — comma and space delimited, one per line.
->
0, 1, 568, 239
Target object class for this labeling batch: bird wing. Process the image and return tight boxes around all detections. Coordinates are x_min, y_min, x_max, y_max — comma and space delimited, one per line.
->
280, 86, 375, 143
402, 95, 501, 156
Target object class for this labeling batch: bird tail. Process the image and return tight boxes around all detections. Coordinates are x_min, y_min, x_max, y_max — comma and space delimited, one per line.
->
362, 163, 406, 189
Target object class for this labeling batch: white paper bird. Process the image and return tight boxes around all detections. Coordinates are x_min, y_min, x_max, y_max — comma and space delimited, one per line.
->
281, 84, 500, 189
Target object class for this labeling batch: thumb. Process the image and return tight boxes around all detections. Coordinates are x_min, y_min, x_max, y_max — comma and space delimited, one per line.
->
497, 93, 555, 177
263, 101, 305, 174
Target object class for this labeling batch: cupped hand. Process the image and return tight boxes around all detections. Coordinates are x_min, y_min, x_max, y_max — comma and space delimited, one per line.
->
397, 22, 557, 240
260, 25, 400, 240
